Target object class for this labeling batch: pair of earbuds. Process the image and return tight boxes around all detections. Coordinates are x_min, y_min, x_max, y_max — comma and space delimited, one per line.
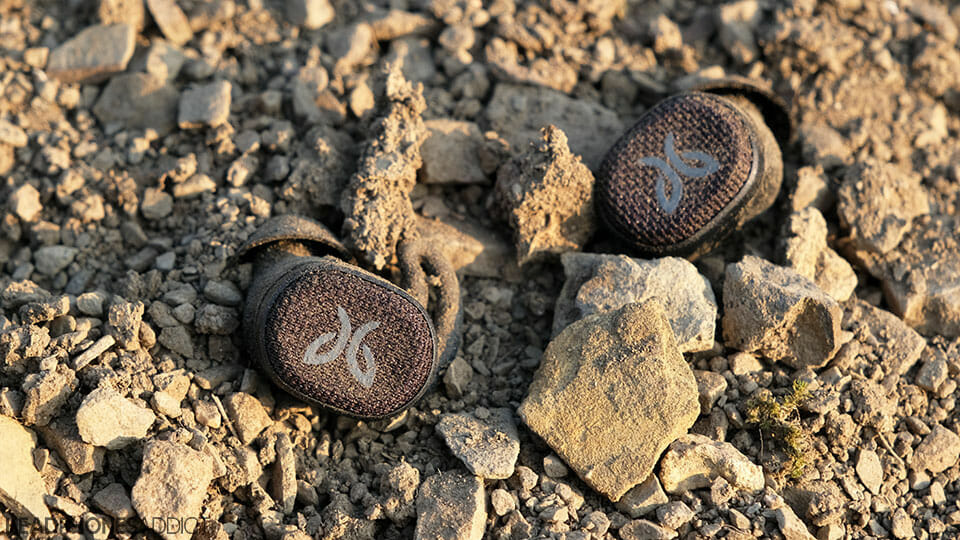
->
236, 77, 791, 419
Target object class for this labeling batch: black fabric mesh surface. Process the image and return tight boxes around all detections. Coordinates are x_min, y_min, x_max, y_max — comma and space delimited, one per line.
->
597, 92, 755, 248
262, 266, 435, 418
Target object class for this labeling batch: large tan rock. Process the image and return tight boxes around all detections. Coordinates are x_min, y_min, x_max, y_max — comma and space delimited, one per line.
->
519, 300, 700, 502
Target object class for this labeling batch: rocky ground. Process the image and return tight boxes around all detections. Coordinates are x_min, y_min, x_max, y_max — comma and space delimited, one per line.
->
1, 0, 959, 539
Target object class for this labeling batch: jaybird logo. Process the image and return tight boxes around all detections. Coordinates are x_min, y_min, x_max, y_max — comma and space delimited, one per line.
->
303, 306, 380, 388
638, 133, 720, 214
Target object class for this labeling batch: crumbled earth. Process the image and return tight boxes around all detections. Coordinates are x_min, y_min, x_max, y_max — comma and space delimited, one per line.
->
0, 0, 959, 539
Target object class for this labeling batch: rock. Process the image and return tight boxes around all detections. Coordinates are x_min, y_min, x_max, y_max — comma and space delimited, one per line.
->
272, 433, 297, 515
485, 83, 624, 169
290, 67, 343, 124
728, 352, 764, 376
0, 416, 51, 521
798, 124, 850, 169
907, 2, 958, 43
716, 0, 760, 64
329, 23, 375, 76
855, 449, 883, 495
915, 354, 948, 392
890, 507, 914, 539
151, 371, 189, 418
518, 301, 700, 502
0, 324, 50, 372
722, 256, 842, 370
203, 280, 243, 306
845, 301, 926, 383
195, 364, 243, 390
442, 355, 474, 399
194, 304, 240, 335
36, 417, 104, 475
615, 474, 669, 518
694, 370, 728, 412
19, 295, 70, 325
781, 208, 857, 302
93, 73, 180, 136
849, 379, 895, 433
141, 187, 174, 220
286, 0, 334, 30
223, 392, 272, 444
837, 161, 929, 257
554, 253, 717, 352
92, 483, 136, 519
436, 408, 520, 479
76, 386, 156, 449
658, 434, 764, 494
33, 245, 78, 276
98, 0, 145, 28
140, 41, 187, 82
158, 325, 193, 357
657, 501, 694, 530
620, 519, 677, 540
73, 335, 116, 370
386, 37, 435, 84
790, 165, 833, 212
870, 218, 960, 338
489, 488, 514, 516
380, 460, 420, 523
420, 119, 487, 184
494, 126, 596, 265
648, 14, 683, 53
416, 216, 516, 279
340, 62, 426, 269
910, 424, 960, 474
172, 173, 216, 198
0, 388, 23, 417
9, 184, 42, 223
0, 144, 12, 175
194, 400, 221, 428
775, 503, 816, 540
145, 0, 193, 45
367, 9, 438, 41
107, 301, 144, 351
485, 38, 578, 94
47, 24, 135, 83
0, 120, 28, 148
21, 365, 78, 426
132, 439, 215, 540
414, 471, 485, 540
179, 81, 232, 129
542, 455, 568, 478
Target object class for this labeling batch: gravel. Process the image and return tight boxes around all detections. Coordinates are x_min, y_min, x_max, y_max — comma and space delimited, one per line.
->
0, 1, 958, 538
